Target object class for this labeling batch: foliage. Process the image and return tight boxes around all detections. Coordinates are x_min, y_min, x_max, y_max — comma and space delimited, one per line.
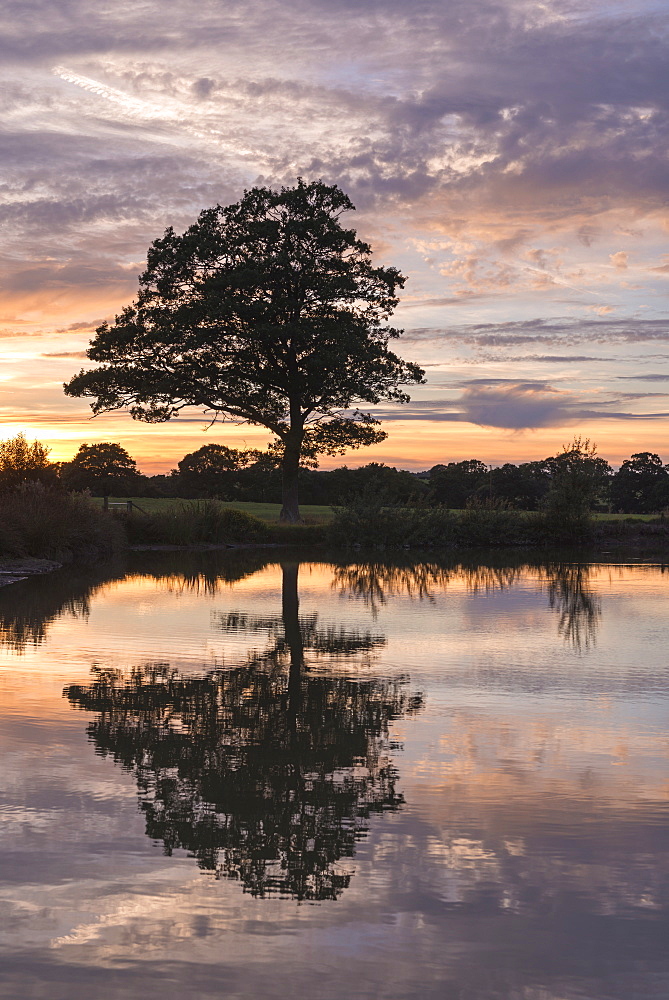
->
319, 462, 428, 504
428, 459, 489, 508
328, 492, 457, 549
327, 493, 608, 550
540, 437, 610, 541
123, 500, 270, 545
55, 436, 669, 517
488, 461, 550, 510
457, 498, 528, 547
543, 437, 612, 507
0, 483, 124, 560
176, 443, 256, 498
610, 452, 669, 513
64, 180, 424, 522
61, 442, 140, 496
0, 433, 55, 490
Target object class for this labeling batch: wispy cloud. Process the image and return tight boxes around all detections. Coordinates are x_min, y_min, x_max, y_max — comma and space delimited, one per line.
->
402, 318, 669, 348
1, 0, 668, 466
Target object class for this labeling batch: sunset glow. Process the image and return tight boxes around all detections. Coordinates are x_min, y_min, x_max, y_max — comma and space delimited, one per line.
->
2, 0, 668, 471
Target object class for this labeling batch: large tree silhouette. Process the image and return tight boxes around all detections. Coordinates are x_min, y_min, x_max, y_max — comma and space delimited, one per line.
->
64, 180, 424, 522
66, 562, 422, 900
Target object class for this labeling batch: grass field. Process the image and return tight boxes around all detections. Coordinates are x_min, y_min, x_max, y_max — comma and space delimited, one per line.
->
93, 497, 335, 524
592, 512, 660, 522
93, 498, 662, 524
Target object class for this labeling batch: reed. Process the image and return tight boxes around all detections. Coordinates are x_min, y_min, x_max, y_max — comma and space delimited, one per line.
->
123, 500, 270, 545
0, 484, 124, 561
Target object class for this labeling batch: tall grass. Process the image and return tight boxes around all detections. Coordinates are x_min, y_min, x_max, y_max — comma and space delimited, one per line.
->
327, 494, 598, 550
457, 498, 530, 547
123, 500, 270, 546
0, 484, 124, 561
328, 494, 457, 549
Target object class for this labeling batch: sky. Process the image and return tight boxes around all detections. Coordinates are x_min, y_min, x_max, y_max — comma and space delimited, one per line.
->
1, 0, 668, 473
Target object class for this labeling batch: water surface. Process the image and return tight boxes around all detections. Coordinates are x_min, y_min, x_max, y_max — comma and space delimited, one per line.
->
0, 552, 667, 999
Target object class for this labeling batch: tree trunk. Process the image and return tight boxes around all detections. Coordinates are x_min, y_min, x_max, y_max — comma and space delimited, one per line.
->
279, 430, 303, 523
281, 562, 304, 727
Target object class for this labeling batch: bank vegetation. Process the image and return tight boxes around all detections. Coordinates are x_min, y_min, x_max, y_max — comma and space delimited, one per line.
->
0, 433, 667, 561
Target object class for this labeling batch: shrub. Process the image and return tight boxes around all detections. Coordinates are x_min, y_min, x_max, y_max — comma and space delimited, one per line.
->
123, 500, 270, 546
328, 493, 456, 549
268, 523, 326, 545
456, 498, 528, 547
327, 494, 580, 550
0, 483, 124, 560
536, 504, 594, 545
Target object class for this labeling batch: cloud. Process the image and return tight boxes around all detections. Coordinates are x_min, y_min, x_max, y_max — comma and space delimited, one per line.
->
508, 355, 614, 363
41, 351, 88, 358
2, 0, 669, 238
457, 381, 575, 429
589, 305, 616, 316
402, 317, 669, 349
370, 378, 669, 430
56, 321, 106, 333
1, 0, 669, 462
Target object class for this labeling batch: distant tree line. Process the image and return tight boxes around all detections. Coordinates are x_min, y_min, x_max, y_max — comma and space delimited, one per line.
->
1, 433, 668, 515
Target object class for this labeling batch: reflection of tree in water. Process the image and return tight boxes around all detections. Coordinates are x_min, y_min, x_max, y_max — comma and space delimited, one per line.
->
0, 549, 273, 652
0, 560, 125, 651
333, 561, 523, 614
66, 562, 422, 901
537, 563, 601, 650
333, 557, 601, 649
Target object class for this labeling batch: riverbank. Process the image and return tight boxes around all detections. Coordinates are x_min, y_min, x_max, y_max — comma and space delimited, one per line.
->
0, 558, 63, 587
0, 505, 666, 588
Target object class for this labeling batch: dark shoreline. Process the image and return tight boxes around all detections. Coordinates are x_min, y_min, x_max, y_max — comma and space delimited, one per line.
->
0, 558, 63, 587
0, 518, 666, 589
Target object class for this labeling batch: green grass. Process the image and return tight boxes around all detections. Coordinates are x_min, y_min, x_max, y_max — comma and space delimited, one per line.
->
222, 501, 333, 524
593, 512, 661, 522
93, 497, 335, 524
91, 498, 666, 526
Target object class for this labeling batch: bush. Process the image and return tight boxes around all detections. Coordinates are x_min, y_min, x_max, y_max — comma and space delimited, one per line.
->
268, 523, 326, 545
123, 500, 270, 546
456, 498, 528, 547
327, 494, 587, 550
536, 504, 594, 545
0, 483, 124, 560
328, 494, 456, 549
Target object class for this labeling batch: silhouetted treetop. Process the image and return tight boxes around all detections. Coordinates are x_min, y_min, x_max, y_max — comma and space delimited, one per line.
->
64, 179, 424, 522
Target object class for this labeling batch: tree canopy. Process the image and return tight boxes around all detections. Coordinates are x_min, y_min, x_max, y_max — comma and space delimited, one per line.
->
542, 437, 612, 520
0, 433, 53, 490
177, 442, 255, 499
610, 452, 669, 513
64, 180, 424, 521
60, 442, 140, 496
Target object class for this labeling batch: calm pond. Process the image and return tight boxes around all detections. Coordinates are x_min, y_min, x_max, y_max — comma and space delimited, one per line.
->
0, 551, 667, 1000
